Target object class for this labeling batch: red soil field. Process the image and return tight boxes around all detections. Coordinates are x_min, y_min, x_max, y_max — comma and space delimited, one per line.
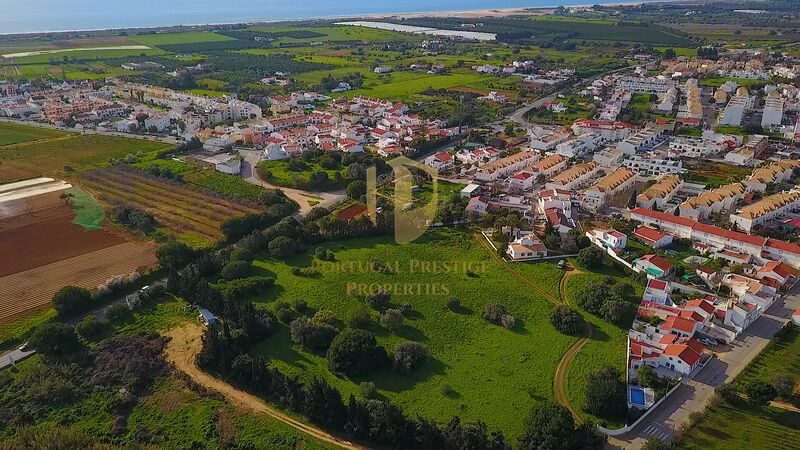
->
338, 203, 368, 221
0, 205, 126, 277
0, 241, 158, 323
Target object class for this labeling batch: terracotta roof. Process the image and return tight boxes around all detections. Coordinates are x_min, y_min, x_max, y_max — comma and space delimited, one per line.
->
660, 315, 698, 334
587, 167, 636, 193
635, 226, 671, 244
549, 162, 597, 186
734, 191, 800, 220
638, 175, 681, 202
630, 207, 696, 228
648, 279, 668, 290
637, 254, 674, 272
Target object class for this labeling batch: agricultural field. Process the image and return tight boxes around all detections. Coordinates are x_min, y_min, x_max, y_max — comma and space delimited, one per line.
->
80, 166, 260, 243
0, 126, 170, 181
683, 160, 752, 188
131, 31, 236, 46
732, 325, 800, 400
247, 229, 578, 439
257, 159, 347, 191
0, 121, 70, 146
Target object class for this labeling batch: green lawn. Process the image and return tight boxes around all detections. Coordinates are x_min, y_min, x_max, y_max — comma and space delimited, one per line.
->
335, 72, 487, 102
248, 229, 578, 439
0, 121, 70, 146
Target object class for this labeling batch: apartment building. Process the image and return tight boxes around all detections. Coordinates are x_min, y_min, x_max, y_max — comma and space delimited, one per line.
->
743, 160, 800, 192
616, 76, 676, 94
730, 190, 800, 233
571, 119, 632, 141
474, 151, 539, 182
678, 183, 746, 220
669, 137, 723, 158
616, 129, 663, 155
623, 156, 683, 176
636, 175, 682, 209
583, 168, 636, 210
545, 161, 600, 191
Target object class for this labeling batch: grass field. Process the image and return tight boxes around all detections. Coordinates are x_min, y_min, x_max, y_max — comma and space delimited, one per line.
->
131, 31, 236, 46
681, 399, 800, 449
247, 229, 577, 439
732, 324, 800, 398
0, 127, 170, 179
0, 121, 70, 146
563, 262, 636, 428
9, 47, 165, 64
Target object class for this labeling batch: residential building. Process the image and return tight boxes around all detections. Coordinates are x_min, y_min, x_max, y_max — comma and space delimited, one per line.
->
474, 151, 539, 182
755, 261, 797, 289
587, 228, 628, 250
730, 190, 800, 233
555, 133, 603, 158
743, 160, 800, 192
616, 76, 676, 94
634, 254, 674, 278
529, 154, 567, 178
424, 152, 455, 171
506, 235, 548, 260
678, 183, 746, 221
622, 156, 683, 176
668, 137, 723, 158
719, 95, 751, 126
507, 171, 536, 190
762, 95, 785, 129
537, 189, 572, 216
593, 148, 624, 168
616, 129, 663, 155
643, 279, 672, 304
529, 127, 571, 151
636, 175, 682, 210
545, 162, 600, 191
634, 226, 674, 249
460, 183, 482, 198
583, 168, 636, 210
571, 119, 632, 141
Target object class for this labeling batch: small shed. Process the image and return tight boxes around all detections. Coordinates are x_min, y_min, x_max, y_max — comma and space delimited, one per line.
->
198, 308, 218, 326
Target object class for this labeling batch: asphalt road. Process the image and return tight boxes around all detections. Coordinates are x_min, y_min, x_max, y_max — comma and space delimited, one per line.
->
0, 347, 35, 371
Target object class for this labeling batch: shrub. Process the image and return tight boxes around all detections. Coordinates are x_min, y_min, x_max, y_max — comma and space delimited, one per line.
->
290, 316, 339, 351
347, 306, 371, 328
221, 261, 252, 280
268, 236, 298, 258
30, 323, 81, 357
326, 329, 388, 377
744, 381, 777, 406
771, 373, 796, 399
393, 341, 427, 374
483, 303, 514, 328
75, 315, 110, 342
576, 246, 604, 269
229, 247, 254, 262
446, 297, 461, 310
312, 309, 337, 325
379, 309, 404, 331
52, 286, 92, 316
360, 381, 379, 399
106, 303, 131, 322
585, 366, 627, 418
294, 299, 309, 313
365, 290, 390, 311
716, 383, 739, 404
549, 306, 584, 334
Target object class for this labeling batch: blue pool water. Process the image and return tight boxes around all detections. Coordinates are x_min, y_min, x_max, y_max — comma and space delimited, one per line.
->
630, 387, 646, 405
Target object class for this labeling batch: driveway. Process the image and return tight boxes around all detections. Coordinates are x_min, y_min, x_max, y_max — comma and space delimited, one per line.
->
238, 149, 345, 216
608, 290, 800, 448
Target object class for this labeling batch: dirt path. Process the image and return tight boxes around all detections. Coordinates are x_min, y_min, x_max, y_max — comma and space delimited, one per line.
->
553, 263, 592, 424
164, 324, 370, 450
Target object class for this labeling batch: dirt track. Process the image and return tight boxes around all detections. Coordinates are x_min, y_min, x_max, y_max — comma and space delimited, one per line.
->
164, 324, 370, 450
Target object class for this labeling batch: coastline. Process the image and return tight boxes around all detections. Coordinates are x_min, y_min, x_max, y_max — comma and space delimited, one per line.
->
0, 1, 670, 37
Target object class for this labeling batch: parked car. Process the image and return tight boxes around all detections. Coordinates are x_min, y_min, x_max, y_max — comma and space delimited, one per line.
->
557, 259, 566, 269
699, 338, 718, 347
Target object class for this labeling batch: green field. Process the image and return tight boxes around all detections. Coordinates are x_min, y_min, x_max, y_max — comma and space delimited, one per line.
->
0, 121, 70, 146
9, 47, 165, 64
563, 263, 636, 428
131, 31, 236, 46
247, 229, 577, 438
732, 325, 800, 397
682, 400, 800, 449
0, 125, 170, 180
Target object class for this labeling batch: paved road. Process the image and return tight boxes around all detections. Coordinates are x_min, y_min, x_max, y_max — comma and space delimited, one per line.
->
0, 347, 35, 371
608, 288, 800, 449
238, 149, 345, 216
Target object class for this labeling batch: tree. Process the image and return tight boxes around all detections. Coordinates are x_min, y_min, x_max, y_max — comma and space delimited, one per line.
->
716, 383, 739, 404
29, 323, 81, 357
268, 236, 298, 258
575, 283, 614, 314
636, 365, 658, 388
611, 282, 635, 301
290, 316, 339, 351
518, 403, 577, 450
585, 366, 626, 418
393, 341, 428, 374
365, 290, 390, 311
663, 48, 676, 59
379, 309, 404, 331
745, 381, 777, 406
599, 299, 627, 323
52, 286, 92, 316
771, 373, 796, 399
346, 180, 367, 200
576, 246, 604, 269
483, 303, 514, 329
327, 329, 388, 377
75, 315, 110, 342
221, 260, 252, 280
156, 241, 195, 270
549, 306, 584, 334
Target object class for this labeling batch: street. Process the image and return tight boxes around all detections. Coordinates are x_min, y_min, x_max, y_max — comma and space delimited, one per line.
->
0, 347, 35, 371
608, 287, 800, 449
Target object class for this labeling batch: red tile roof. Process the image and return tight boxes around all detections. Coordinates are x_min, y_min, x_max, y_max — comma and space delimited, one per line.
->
648, 279, 668, 291
630, 207, 696, 228
635, 226, 671, 244
663, 341, 703, 366
637, 254, 674, 272
660, 315, 698, 334
685, 299, 715, 316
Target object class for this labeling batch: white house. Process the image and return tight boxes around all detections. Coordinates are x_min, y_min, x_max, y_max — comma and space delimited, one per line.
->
424, 152, 454, 171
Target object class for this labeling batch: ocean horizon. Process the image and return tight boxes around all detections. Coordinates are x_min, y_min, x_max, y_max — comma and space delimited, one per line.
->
2, 0, 654, 35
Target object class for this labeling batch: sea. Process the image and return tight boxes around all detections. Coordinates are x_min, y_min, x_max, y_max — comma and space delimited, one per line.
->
2, 0, 646, 35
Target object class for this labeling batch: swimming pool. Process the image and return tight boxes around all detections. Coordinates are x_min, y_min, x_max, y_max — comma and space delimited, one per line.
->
630, 387, 646, 406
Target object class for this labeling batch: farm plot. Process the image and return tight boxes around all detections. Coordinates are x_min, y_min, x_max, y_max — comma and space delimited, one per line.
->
80, 167, 259, 242
0, 241, 157, 323
0, 121, 70, 146
0, 204, 125, 277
